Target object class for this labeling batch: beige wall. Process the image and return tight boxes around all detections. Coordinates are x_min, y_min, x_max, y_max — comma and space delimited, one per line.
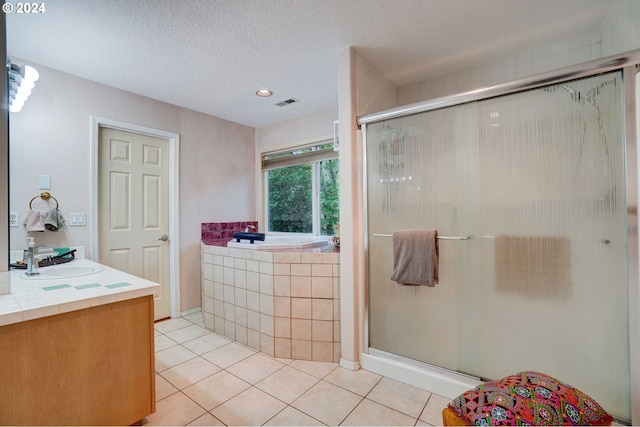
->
8, 61, 256, 312
337, 47, 397, 369
255, 106, 337, 153
601, 0, 640, 57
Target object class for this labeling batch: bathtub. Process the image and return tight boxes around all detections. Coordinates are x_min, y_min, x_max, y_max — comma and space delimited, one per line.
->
227, 235, 331, 250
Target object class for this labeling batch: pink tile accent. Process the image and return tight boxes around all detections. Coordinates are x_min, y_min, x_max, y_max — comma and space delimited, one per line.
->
202, 221, 258, 241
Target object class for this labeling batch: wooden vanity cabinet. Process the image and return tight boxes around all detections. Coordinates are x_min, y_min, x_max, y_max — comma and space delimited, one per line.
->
0, 295, 155, 425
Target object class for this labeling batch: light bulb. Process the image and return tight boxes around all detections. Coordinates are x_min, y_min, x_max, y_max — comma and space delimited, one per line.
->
256, 88, 273, 97
10, 99, 24, 113
21, 79, 35, 91
16, 85, 32, 100
23, 65, 39, 82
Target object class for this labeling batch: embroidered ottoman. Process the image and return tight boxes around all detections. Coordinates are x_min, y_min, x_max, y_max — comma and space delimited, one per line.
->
442, 371, 613, 426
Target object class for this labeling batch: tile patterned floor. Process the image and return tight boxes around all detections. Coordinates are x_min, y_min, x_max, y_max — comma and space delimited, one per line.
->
144, 311, 449, 426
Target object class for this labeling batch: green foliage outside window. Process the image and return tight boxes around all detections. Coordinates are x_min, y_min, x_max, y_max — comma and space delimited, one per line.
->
320, 159, 339, 235
268, 164, 313, 233
267, 158, 339, 236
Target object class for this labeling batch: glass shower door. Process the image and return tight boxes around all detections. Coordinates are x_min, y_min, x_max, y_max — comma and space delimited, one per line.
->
366, 102, 481, 374
366, 71, 629, 419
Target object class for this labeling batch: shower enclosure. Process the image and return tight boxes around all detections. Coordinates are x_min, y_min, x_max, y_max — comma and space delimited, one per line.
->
360, 58, 640, 422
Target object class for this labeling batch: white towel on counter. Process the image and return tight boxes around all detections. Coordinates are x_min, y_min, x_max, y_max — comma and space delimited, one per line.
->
44, 208, 66, 231
24, 209, 47, 232
390, 229, 439, 286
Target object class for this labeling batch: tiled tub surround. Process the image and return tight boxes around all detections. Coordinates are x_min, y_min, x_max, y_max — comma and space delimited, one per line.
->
201, 242, 340, 362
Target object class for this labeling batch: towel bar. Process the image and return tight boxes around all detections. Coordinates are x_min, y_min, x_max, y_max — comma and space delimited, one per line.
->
371, 233, 470, 240
29, 191, 59, 209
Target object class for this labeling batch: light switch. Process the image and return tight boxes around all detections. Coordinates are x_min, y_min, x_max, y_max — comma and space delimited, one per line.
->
38, 175, 51, 190
68, 212, 86, 226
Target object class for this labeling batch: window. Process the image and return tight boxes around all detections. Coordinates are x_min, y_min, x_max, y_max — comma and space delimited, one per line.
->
263, 141, 339, 235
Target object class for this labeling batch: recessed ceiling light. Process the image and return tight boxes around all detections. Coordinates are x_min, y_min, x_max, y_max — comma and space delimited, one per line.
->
256, 89, 273, 97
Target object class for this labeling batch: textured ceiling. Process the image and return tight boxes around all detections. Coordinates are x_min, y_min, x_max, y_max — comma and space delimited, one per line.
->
6, 0, 612, 128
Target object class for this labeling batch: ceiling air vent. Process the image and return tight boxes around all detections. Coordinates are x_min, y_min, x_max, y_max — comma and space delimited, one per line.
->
275, 98, 300, 107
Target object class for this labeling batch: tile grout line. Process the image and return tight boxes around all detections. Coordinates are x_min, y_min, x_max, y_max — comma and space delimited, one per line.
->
178, 390, 212, 426
359, 374, 429, 423
336, 394, 367, 426
332, 373, 422, 426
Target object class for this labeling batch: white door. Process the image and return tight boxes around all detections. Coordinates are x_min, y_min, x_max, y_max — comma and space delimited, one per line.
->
98, 127, 171, 320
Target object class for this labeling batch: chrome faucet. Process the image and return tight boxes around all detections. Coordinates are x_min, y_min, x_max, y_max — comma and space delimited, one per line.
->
245, 225, 256, 232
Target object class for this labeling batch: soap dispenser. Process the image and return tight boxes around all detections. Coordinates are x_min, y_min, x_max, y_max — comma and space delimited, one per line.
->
26, 237, 39, 276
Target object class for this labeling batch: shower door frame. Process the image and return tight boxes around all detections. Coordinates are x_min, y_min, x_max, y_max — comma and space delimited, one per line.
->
359, 49, 640, 424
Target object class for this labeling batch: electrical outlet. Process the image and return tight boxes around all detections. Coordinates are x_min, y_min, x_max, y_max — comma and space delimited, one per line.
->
9, 211, 19, 227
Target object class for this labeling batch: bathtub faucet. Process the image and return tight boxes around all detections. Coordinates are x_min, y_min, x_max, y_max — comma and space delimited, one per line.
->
245, 225, 256, 232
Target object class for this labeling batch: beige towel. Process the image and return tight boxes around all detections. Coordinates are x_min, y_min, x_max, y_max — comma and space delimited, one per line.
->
24, 209, 47, 232
390, 229, 439, 286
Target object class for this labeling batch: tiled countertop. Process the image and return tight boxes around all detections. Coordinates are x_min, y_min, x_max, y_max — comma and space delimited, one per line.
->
0, 258, 160, 327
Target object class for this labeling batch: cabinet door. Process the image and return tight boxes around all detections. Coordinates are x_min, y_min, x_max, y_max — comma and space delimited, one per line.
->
0, 296, 155, 425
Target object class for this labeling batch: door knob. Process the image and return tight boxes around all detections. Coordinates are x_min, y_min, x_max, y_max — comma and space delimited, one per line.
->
158, 234, 169, 242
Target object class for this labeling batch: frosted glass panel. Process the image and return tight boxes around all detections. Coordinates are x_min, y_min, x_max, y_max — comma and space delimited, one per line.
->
366, 71, 629, 419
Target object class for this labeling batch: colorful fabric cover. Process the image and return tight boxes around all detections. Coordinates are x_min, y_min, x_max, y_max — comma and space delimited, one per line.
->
447, 371, 613, 426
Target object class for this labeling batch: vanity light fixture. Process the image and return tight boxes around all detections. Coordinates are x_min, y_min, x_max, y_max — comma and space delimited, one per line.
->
256, 88, 273, 97
7, 60, 39, 113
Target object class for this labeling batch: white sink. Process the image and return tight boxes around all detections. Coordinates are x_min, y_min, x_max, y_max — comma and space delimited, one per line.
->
23, 265, 105, 280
